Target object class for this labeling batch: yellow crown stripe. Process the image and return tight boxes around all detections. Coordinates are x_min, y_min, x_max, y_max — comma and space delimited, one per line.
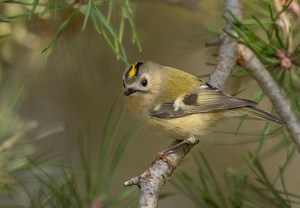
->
128, 62, 138, 78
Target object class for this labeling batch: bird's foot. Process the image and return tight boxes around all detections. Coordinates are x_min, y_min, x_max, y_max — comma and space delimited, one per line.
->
158, 136, 199, 156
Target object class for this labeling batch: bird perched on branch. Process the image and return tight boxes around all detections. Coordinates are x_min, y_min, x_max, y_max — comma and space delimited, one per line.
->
122, 61, 285, 142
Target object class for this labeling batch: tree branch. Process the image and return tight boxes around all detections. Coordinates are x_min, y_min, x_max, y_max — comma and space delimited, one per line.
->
124, 138, 199, 208
209, 0, 241, 89
0, 120, 37, 153
125, 0, 300, 206
123, 0, 241, 207
238, 45, 300, 147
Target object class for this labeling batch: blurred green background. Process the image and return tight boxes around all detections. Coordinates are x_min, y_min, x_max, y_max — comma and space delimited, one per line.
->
1, 0, 300, 207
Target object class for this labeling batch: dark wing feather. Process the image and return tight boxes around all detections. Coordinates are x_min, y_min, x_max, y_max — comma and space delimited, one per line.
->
150, 102, 186, 118
150, 83, 257, 119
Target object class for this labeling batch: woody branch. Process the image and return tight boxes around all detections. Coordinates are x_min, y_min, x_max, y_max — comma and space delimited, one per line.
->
124, 0, 300, 207
123, 0, 243, 208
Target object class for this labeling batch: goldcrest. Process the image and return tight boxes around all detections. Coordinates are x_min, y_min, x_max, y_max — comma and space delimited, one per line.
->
122, 61, 284, 140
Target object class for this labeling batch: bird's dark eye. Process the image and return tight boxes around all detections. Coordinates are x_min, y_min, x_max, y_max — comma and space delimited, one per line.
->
122, 82, 126, 88
141, 79, 148, 87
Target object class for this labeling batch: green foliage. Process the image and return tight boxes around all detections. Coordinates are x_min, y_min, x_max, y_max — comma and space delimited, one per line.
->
225, 0, 300, 115
173, 149, 300, 208
173, 1, 300, 207
0, 82, 36, 198
245, 149, 298, 208
0, 1, 140, 206
220, 0, 300, 143
172, 152, 231, 208
80, 0, 141, 64
1, 98, 139, 207
1, 1, 300, 207
229, 1, 294, 65
0, 0, 141, 64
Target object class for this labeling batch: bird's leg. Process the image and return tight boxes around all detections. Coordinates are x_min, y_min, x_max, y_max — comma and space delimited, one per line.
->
161, 136, 199, 155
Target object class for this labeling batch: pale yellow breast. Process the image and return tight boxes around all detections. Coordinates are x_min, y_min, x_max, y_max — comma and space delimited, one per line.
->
143, 112, 225, 140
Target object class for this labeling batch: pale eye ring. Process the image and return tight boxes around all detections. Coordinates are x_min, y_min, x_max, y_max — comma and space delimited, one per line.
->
141, 79, 148, 87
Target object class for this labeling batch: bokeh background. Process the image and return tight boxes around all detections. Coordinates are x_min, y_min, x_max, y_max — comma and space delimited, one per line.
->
1, 0, 300, 207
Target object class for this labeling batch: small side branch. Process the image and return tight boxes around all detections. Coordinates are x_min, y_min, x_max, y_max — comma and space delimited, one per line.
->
209, 0, 242, 89
124, 1, 242, 207
238, 45, 300, 147
0, 120, 37, 154
125, 0, 300, 207
124, 138, 199, 208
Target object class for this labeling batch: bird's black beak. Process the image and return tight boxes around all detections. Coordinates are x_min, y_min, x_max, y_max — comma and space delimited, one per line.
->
124, 88, 137, 96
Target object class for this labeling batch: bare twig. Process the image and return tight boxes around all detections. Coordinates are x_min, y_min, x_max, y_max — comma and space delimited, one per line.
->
124, 138, 199, 208
205, 38, 222, 47
0, 120, 38, 153
124, 0, 241, 207
125, 0, 300, 206
33, 122, 66, 141
274, 0, 293, 54
289, 0, 300, 19
238, 45, 300, 147
209, 0, 242, 89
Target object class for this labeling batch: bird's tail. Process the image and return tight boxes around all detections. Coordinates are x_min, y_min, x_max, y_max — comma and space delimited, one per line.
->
236, 106, 285, 126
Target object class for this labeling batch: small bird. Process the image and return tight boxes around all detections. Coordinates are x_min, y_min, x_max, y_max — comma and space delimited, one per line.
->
122, 61, 284, 142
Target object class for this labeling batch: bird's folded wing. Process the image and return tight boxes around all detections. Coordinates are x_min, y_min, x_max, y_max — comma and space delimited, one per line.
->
150, 83, 257, 119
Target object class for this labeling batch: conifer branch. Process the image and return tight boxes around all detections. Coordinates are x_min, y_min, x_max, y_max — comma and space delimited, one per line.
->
123, 0, 242, 207
125, 0, 300, 206
238, 45, 300, 147
209, 0, 241, 89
